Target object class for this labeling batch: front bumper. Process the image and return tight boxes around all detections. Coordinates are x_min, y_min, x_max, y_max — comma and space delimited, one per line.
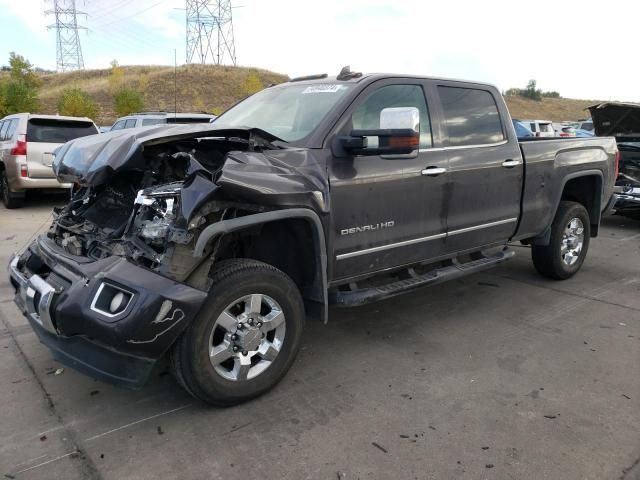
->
8, 236, 208, 387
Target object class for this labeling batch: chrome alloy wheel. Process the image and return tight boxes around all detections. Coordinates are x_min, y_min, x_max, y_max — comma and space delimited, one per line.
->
561, 217, 585, 266
208, 294, 286, 381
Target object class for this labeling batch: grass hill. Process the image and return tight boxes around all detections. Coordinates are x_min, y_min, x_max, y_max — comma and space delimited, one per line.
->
29, 65, 597, 125
35, 65, 288, 125
505, 95, 596, 122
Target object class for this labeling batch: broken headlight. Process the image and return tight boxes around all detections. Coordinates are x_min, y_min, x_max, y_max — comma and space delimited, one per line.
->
134, 188, 179, 245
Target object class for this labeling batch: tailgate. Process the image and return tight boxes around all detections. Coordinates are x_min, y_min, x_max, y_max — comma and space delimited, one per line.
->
26, 141, 60, 178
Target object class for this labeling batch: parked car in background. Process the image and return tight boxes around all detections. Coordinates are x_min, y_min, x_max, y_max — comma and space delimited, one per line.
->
590, 102, 640, 219
0, 113, 99, 208
574, 129, 595, 138
553, 123, 577, 137
110, 112, 216, 131
522, 119, 555, 137
512, 119, 534, 137
577, 120, 594, 132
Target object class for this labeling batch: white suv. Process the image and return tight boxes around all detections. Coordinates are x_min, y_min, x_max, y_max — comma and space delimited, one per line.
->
522, 119, 555, 138
0, 113, 98, 208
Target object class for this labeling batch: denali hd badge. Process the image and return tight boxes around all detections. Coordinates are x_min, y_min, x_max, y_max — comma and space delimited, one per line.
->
340, 221, 395, 235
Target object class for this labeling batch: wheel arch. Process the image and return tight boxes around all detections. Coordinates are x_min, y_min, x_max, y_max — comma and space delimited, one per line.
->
192, 208, 328, 323
532, 170, 603, 246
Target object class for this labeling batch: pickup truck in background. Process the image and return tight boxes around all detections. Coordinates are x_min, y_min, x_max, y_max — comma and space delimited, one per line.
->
9, 69, 618, 405
589, 102, 640, 219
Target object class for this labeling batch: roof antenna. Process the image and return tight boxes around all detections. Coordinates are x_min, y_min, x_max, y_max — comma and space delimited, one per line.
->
337, 65, 362, 81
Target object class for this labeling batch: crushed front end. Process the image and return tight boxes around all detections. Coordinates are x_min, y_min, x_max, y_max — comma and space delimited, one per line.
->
8, 124, 320, 387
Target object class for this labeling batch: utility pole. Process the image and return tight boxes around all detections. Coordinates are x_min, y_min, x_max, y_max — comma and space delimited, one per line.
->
185, 0, 236, 66
46, 0, 86, 72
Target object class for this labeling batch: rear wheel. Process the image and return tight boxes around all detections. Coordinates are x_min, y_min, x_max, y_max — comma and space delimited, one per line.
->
171, 259, 305, 406
0, 169, 24, 209
532, 201, 590, 280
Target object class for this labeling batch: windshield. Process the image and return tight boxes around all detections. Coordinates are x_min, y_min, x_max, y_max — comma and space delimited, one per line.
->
214, 83, 353, 142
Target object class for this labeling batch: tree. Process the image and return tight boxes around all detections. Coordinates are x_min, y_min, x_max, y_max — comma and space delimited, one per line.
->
522, 79, 542, 101
0, 52, 40, 116
542, 91, 560, 98
114, 88, 144, 116
57, 88, 99, 118
108, 60, 125, 94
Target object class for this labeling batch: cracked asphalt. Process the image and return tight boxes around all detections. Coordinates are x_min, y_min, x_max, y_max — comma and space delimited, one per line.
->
1, 196, 639, 480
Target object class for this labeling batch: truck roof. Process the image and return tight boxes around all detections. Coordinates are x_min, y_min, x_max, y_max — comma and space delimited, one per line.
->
284, 72, 499, 91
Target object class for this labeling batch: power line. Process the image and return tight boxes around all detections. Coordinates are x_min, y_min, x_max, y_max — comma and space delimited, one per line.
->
46, 0, 87, 71
186, 0, 236, 66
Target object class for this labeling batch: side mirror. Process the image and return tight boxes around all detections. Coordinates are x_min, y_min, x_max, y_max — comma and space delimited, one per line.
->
341, 107, 420, 156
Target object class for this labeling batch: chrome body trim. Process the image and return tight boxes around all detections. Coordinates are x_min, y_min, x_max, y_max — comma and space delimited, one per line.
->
9, 255, 58, 334
336, 218, 518, 260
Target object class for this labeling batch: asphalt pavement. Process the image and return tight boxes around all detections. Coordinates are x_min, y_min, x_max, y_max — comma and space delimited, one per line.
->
1, 195, 638, 480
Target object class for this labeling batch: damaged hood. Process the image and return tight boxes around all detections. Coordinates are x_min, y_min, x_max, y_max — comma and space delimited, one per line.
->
53, 124, 284, 186
588, 102, 640, 138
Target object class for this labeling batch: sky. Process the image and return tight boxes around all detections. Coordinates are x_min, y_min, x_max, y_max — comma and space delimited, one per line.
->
0, 0, 637, 101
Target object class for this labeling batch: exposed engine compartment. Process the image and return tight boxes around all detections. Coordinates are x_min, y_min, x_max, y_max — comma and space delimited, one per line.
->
48, 129, 273, 282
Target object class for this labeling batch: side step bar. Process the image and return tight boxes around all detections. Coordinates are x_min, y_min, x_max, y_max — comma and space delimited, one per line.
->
329, 248, 515, 307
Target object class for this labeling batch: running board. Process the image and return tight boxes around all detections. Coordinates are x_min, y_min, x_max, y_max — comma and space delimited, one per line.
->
329, 248, 515, 307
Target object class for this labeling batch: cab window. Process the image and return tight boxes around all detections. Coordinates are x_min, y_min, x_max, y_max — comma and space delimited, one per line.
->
352, 84, 433, 149
437, 86, 505, 147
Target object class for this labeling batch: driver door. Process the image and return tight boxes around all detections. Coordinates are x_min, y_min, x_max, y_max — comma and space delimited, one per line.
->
329, 80, 449, 281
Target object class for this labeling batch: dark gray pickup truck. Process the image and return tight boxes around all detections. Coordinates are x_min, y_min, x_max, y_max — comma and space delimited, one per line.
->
9, 70, 618, 405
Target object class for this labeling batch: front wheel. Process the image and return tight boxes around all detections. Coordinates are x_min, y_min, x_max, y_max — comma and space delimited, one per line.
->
532, 201, 591, 280
171, 259, 305, 406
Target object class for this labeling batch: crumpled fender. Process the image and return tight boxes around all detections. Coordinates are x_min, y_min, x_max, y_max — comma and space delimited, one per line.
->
216, 148, 330, 213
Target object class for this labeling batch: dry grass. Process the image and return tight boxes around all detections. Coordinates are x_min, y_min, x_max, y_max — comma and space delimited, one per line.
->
29, 66, 600, 125
35, 65, 288, 125
505, 95, 598, 122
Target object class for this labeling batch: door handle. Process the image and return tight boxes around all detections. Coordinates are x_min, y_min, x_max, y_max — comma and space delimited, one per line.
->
421, 167, 447, 176
502, 159, 522, 168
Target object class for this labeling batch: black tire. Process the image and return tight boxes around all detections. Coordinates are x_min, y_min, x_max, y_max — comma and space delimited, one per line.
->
171, 259, 305, 406
532, 201, 590, 280
1, 170, 24, 209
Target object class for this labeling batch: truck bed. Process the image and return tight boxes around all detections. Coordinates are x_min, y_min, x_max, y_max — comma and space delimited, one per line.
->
514, 136, 618, 242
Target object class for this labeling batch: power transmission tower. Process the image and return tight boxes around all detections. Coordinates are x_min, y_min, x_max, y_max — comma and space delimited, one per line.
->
186, 1, 236, 66
46, 0, 86, 72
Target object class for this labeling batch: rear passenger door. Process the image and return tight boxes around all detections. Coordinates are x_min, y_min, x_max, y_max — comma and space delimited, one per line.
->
433, 83, 523, 252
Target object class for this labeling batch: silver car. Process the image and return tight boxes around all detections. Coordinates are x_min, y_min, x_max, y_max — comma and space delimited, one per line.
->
0, 113, 99, 208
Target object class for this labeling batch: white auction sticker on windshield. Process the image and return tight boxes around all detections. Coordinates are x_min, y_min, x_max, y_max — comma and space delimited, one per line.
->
302, 84, 346, 94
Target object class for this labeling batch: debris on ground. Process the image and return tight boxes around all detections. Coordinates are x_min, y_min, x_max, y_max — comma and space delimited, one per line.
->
544, 414, 557, 419
486, 464, 494, 469
622, 394, 631, 400
54, 368, 64, 376
371, 442, 387, 453
39, 435, 47, 441
89, 390, 100, 396
157, 426, 164, 435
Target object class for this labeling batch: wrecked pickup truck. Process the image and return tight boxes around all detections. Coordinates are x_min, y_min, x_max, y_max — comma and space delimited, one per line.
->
9, 71, 618, 405
589, 102, 640, 219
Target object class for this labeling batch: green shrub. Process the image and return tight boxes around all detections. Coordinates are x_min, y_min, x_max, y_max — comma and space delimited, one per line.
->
57, 88, 98, 118
114, 88, 144, 116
